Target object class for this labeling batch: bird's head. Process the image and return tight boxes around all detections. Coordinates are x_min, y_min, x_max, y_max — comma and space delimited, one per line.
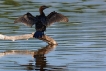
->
40, 5, 49, 10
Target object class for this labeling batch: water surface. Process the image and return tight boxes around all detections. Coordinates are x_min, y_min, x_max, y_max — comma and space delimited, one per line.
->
0, 0, 106, 71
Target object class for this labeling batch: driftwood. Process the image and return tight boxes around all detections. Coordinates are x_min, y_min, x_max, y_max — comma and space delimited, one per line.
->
0, 33, 57, 45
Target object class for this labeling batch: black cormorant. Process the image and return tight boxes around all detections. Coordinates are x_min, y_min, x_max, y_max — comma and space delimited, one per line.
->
14, 5, 68, 38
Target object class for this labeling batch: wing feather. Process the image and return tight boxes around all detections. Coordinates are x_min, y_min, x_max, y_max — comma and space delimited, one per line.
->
14, 12, 37, 27
47, 11, 68, 26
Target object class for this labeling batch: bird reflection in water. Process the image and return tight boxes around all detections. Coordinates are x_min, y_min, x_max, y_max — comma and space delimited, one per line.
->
0, 44, 67, 71
34, 53, 47, 71
33, 45, 56, 71
0, 44, 68, 71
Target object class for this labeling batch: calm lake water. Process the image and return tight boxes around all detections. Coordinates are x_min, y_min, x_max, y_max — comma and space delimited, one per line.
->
0, 0, 106, 71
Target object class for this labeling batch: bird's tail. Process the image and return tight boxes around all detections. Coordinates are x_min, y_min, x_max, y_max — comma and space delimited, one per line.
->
33, 31, 44, 38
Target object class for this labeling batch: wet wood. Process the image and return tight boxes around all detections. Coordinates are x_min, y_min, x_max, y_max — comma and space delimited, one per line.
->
0, 33, 57, 45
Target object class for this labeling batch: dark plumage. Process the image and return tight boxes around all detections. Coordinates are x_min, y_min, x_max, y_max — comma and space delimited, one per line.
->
14, 5, 68, 38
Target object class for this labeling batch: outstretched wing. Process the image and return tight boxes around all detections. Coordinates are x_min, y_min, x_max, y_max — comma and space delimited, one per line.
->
14, 12, 37, 27
47, 11, 68, 26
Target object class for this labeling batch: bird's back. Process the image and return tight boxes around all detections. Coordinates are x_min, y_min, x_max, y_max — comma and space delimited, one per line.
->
36, 15, 48, 26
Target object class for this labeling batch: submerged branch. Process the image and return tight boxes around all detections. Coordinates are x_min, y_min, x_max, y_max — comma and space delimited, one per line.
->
0, 33, 57, 45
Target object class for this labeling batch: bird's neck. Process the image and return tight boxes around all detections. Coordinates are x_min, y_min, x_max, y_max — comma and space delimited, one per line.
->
39, 8, 45, 16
